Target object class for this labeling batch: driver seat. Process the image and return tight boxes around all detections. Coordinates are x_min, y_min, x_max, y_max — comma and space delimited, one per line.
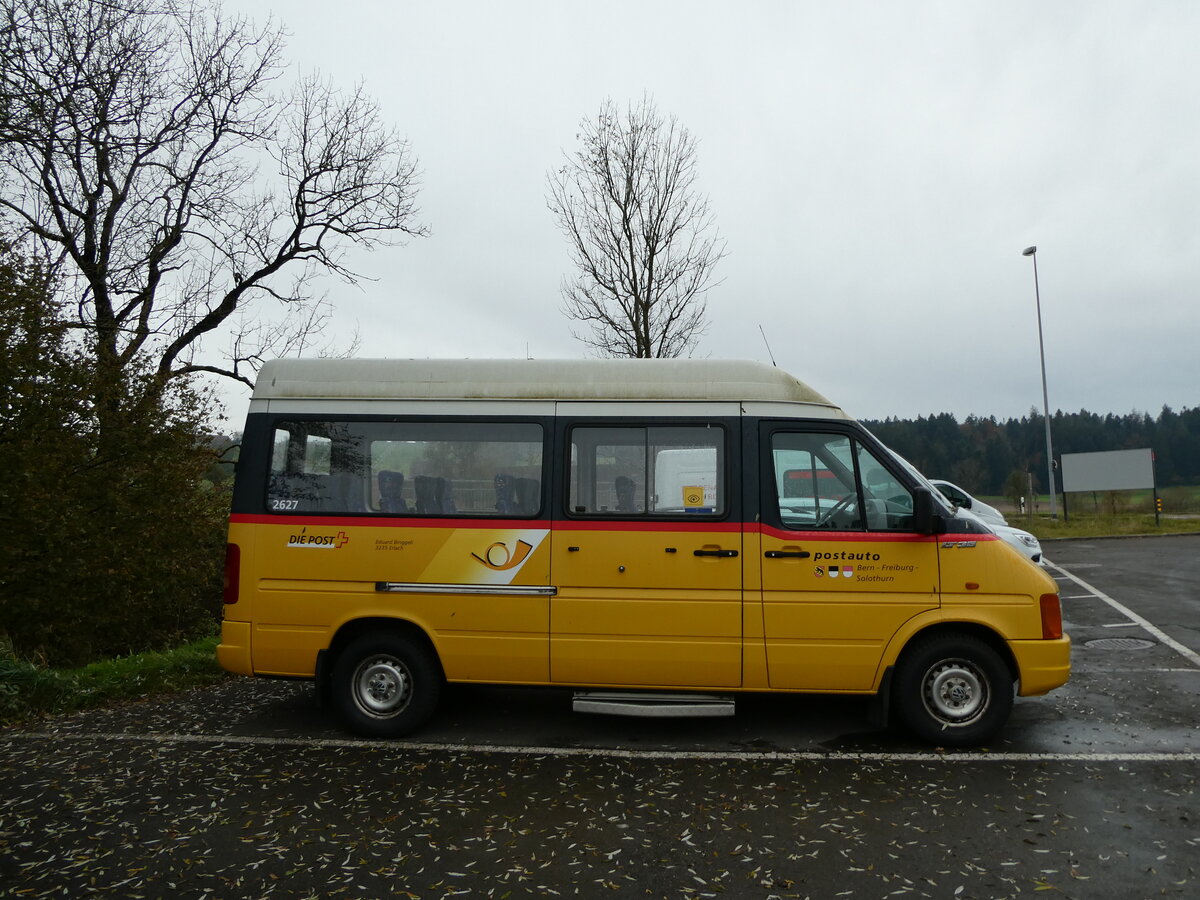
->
864, 468, 890, 529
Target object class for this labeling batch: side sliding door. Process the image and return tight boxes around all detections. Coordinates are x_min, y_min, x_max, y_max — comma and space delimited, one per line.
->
550, 407, 744, 688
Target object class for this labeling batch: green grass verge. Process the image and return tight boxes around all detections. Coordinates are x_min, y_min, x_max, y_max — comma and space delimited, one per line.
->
979, 487, 1200, 539
0, 634, 230, 726
1017, 514, 1200, 541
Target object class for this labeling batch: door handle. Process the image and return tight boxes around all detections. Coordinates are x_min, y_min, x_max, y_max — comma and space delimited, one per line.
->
764, 550, 811, 559
694, 549, 738, 558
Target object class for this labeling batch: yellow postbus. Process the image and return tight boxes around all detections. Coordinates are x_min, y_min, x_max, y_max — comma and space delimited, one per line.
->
219, 358, 1069, 746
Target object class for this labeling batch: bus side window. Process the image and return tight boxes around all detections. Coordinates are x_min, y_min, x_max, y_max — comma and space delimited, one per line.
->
269, 419, 543, 517
768, 431, 913, 532
399, 421, 542, 517
568, 424, 724, 517
770, 433, 859, 530
267, 427, 308, 511
267, 426, 348, 512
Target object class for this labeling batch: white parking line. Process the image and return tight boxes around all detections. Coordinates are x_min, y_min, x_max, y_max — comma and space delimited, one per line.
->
1046, 559, 1200, 668
3, 731, 1199, 763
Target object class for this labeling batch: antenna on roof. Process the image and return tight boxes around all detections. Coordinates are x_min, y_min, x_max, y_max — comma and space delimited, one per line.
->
758, 324, 777, 367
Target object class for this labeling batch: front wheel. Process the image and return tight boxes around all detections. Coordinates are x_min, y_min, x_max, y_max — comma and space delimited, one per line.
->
331, 632, 443, 738
893, 634, 1013, 747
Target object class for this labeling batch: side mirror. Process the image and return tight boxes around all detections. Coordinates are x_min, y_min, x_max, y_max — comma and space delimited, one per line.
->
912, 487, 937, 535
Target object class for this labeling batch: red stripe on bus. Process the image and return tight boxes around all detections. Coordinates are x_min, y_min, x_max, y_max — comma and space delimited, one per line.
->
751, 524, 939, 543
228, 513, 550, 530
552, 519, 742, 533
751, 525, 998, 544
229, 514, 737, 532
229, 513, 995, 542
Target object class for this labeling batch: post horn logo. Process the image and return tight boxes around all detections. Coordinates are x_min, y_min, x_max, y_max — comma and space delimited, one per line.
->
472, 539, 534, 571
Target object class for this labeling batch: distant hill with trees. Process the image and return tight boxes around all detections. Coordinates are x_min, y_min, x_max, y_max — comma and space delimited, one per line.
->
863, 406, 1200, 497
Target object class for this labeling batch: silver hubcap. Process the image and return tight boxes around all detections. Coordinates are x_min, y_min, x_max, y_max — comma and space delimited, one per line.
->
923, 658, 987, 725
353, 655, 411, 717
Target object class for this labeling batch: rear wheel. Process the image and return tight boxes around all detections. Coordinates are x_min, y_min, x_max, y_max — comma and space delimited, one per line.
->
331, 632, 442, 738
893, 634, 1013, 747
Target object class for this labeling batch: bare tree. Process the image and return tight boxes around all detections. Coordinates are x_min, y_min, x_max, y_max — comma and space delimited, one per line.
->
547, 97, 725, 358
0, 0, 426, 398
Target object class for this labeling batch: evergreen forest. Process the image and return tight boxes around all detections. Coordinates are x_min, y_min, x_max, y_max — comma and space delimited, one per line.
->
863, 406, 1200, 497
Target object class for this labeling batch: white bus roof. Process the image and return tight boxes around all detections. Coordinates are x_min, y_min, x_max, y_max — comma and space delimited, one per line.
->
253, 358, 842, 408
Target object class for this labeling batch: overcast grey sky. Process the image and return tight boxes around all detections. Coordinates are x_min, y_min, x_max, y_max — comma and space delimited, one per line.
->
221, 0, 1199, 424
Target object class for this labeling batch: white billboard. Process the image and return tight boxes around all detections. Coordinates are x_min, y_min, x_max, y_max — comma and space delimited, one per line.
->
1060, 448, 1155, 493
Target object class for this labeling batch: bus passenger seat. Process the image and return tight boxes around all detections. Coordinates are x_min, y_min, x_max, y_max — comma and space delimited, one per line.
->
378, 470, 408, 513
328, 472, 364, 513
864, 468, 889, 530
438, 478, 457, 513
614, 475, 637, 513
293, 473, 328, 510
414, 475, 436, 514
514, 477, 540, 515
415, 475, 455, 514
494, 473, 516, 514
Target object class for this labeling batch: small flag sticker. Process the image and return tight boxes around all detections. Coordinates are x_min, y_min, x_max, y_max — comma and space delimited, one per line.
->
829, 565, 840, 577
814, 566, 824, 578
844, 566, 854, 578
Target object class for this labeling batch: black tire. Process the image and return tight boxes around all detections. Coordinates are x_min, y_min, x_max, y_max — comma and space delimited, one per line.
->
892, 634, 1013, 747
331, 632, 443, 738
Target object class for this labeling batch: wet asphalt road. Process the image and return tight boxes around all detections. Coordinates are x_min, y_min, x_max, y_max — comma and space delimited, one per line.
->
2, 534, 1197, 898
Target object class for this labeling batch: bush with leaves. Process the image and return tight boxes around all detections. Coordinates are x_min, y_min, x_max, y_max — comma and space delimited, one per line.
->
0, 236, 227, 667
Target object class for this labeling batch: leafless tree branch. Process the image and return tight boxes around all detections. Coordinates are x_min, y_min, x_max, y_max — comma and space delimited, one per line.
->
547, 96, 725, 358
0, 0, 426, 399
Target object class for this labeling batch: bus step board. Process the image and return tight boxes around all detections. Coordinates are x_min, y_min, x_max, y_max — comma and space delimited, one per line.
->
573, 691, 736, 718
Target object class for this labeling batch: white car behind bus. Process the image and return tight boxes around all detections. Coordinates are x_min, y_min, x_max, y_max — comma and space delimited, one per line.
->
929, 480, 1043, 565
928, 479, 1006, 526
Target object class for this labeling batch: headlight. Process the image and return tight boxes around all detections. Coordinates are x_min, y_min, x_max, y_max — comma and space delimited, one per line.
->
1017, 533, 1039, 548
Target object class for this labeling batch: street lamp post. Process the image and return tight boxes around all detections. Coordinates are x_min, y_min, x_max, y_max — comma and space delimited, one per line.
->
1022, 245, 1057, 519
